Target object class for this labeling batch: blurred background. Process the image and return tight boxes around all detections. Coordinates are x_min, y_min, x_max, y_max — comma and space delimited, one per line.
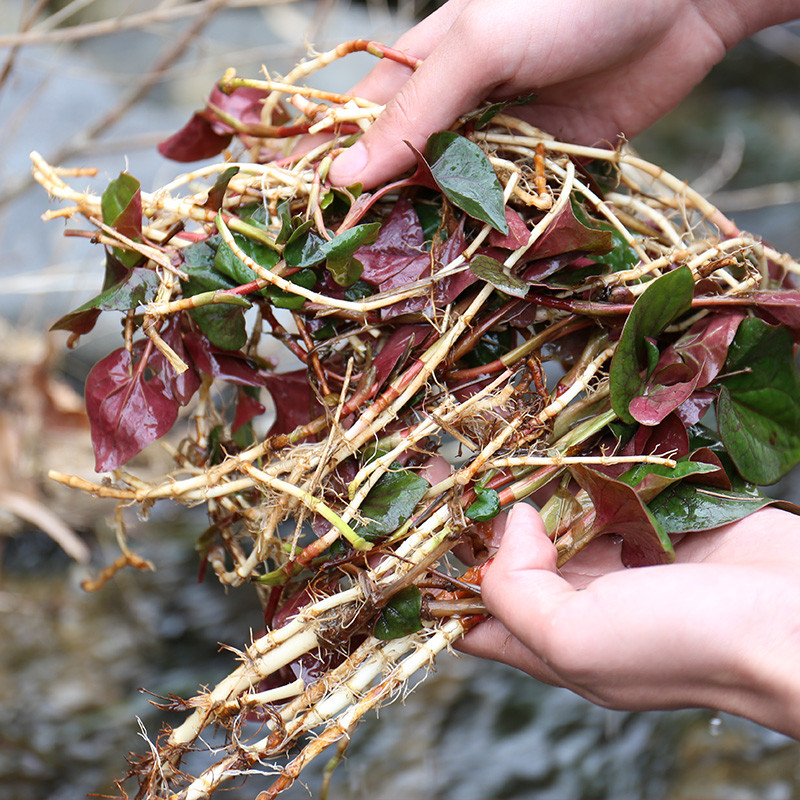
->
1, 1, 800, 797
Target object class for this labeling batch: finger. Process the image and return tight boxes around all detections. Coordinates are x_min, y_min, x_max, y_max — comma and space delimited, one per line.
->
479, 503, 578, 645
455, 617, 564, 686
329, 14, 510, 187
346, 0, 472, 106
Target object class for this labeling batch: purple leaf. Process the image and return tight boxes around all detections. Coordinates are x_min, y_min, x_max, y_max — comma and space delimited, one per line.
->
356, 199, 428, 287
488, 207, 531, 250
233, 388, 265, 433
629, 312, 744, 426
158, 112, 234, 162
372, 325, 432, 390
263, 369, 321, 437
183, 332, 269, 387
529, 202, 613, 260
85, 347, 179, 472
570, 465, 675, 567
153, 317, 201, 405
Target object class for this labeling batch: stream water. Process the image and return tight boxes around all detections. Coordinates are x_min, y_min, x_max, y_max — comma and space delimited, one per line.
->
2, 4, 800, 798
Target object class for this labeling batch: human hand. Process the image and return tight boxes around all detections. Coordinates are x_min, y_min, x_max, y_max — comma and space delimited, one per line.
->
456, 503, 800, 739
329, 0, 800, 188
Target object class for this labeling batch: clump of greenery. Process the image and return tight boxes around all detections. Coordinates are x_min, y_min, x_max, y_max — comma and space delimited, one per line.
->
33, 39, 800, 800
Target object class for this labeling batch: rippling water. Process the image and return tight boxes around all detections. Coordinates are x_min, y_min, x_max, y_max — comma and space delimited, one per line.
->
3, 5, 800, 799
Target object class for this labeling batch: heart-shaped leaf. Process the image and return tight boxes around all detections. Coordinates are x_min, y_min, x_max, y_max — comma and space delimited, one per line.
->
425, 132, 508, 234
374, 586, 423, 640
717, 317, 800, 484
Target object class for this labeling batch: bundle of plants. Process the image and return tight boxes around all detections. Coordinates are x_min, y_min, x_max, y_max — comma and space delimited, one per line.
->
31, 39, 800, 800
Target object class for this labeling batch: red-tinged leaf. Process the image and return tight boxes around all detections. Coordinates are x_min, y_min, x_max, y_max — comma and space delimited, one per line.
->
521, 253, 584, 284
263, 369, 322, 437
529, 201, 613, 261
154, 317, 201, 405
748, 290, 800, 332
50, 255, 159, 334
232, 387, 265, 433
372, 325, 432, 390
488, 207, 530, 249
629, 312, 744, 426
158, 112, 234, 163
208, 84, 267, 127
183, 332, 269, 387
85, 347, 179, 472
676, 390, 715, 425
570, 464, 675, 567
355, 199, 427, 287
621, 413, 690, 464
102, 173, 141, 240
684, 447, 732, 490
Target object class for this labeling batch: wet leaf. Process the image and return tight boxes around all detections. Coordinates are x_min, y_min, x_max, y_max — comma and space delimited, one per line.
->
215, 230, 279, 291
285, 223, 380, 286
267, 269, 317, 309
531, 201, 613, 260
355, 199, 427, 288
154, 316, 201, 405
619, 458, 719, 503
648, 481, 799, 534
609, 266, 694, 424
469, 254, 529, 298
466, 487, 501, 521
717, 317, 800, 484
355, 469, 430, 542
374, 586, 423, 640
425, 132, 508, 234
85, 346, 179, 472
572, 201, 638, 270
183, 333, 268, 387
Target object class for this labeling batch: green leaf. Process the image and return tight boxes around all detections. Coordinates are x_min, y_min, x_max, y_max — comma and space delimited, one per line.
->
355, 468, 430, 542
717, 317, 800, 484
267, 269, 316, 309
469, 254, 528, 298
101, 172, 143, 268
466, 487, 501, 521
284, 223, 379, 285
189, 305, 247, 350
619, 459, 719, 503
344, 280, 374, 301
374, 586, 423, 640
181, 238, 247, 349
609, 266, 694, 424
215, 231, 279, 292
469, 92, 539, 129
648, 481, 797, 534
425, 132, 508, 234
572, 201, 638, 271
51, 257, 159, 333
205, 166, 239, 211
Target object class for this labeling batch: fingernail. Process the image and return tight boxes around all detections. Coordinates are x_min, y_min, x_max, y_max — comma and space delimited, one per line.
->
329, 141, 367, 185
